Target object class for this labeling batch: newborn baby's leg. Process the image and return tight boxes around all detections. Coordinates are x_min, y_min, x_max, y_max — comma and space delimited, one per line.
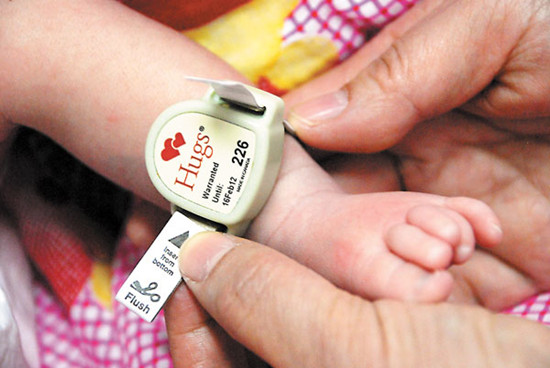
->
248, 136, 502, 302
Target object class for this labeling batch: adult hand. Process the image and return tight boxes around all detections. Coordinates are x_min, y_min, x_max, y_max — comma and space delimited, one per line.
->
392, 112, 550, 311
283, 0, 550, 311
307, 110, 550, 311
165, 231, 550, 368
285, 0, 550, 152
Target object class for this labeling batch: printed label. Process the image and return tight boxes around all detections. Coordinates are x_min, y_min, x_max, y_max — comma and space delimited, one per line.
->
115, 211, 213, 322
153, 113, 256, 214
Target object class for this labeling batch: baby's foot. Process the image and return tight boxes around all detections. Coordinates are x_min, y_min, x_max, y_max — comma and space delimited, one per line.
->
393, 113, 550, 309
248, 137, 502, 302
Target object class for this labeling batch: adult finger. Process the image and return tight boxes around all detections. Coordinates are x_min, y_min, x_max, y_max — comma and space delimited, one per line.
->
164, 283, 250, 368
283, 0, 447, 106
178, 232, 371, 368
286, 0, 530, 152
177, 231, 550, 367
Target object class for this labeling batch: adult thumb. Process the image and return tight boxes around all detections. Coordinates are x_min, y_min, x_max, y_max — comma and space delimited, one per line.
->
177, 231, 387, 368
174, 232, 550, 368
286, 0, 525, 152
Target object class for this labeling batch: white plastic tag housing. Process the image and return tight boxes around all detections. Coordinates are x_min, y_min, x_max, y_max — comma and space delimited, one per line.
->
117, 79, 285, 322
145, 80, 285, 235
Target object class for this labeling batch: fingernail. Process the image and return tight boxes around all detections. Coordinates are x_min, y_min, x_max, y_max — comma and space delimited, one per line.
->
288, 89, 348, 128
179, 232, 238, 283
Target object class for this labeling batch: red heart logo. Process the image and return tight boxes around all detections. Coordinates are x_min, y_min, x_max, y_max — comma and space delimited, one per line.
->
173, 132, 186, 148
160, 133, 186, 161
161, 138, 180, 161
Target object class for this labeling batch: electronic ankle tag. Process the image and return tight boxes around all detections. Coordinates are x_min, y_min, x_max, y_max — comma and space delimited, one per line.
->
116, 77, 285, 322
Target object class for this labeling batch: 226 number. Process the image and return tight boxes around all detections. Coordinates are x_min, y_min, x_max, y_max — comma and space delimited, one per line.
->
232, 140, 249, 166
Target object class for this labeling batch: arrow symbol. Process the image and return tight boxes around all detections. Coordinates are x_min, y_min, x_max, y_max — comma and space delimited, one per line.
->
169, 231, 189, 248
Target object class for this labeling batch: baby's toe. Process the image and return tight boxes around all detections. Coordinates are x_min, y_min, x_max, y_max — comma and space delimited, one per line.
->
386, 223, 454, 270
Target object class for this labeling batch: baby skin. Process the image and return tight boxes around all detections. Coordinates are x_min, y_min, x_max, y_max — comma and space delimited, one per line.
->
245, 136, 502, 302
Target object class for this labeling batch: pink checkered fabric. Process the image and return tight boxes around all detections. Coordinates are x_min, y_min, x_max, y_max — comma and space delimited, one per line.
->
283, 0, 417, 58
34, 238, 173, 368
505, 292, 550, 326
